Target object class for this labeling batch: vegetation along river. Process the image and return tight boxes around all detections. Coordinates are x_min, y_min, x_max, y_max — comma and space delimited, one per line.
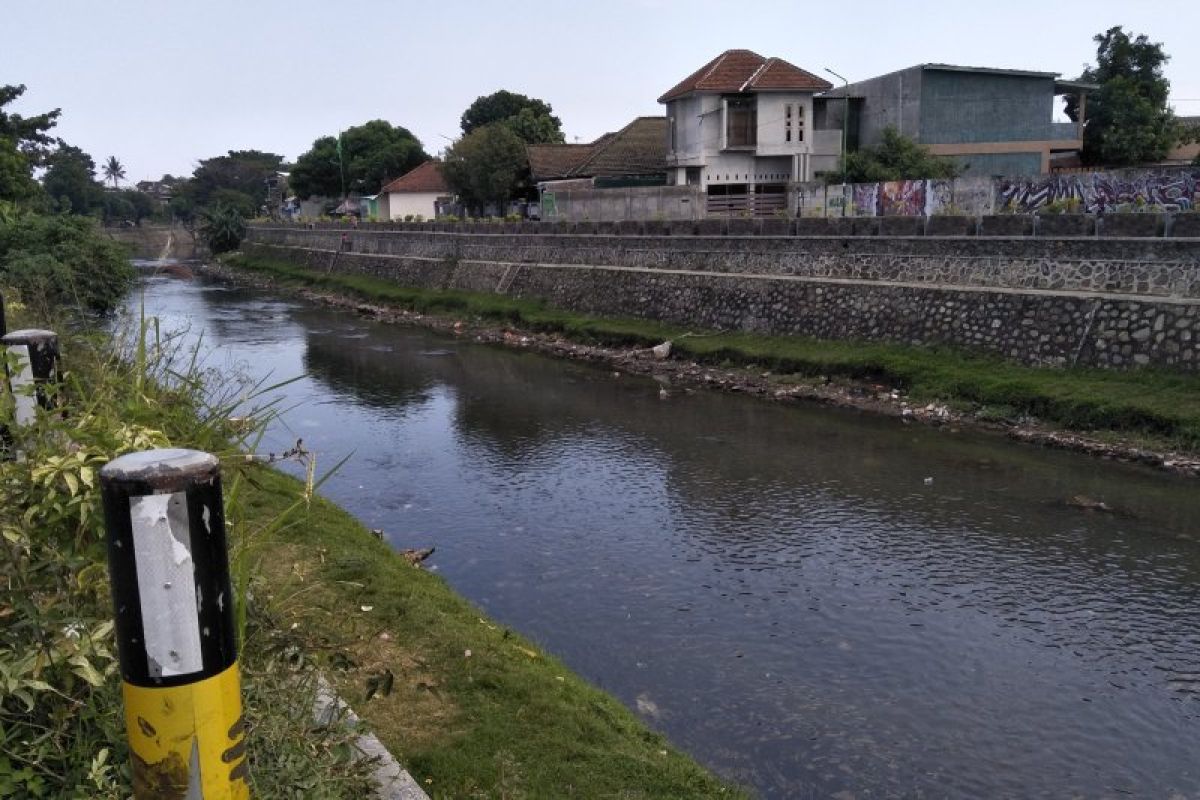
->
136, 270, 1200, 799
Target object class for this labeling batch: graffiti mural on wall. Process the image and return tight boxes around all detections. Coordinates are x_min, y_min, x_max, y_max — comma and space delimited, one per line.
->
851, 184, 878, 217
879, 180, 926, 216
996, 168, 1199, 214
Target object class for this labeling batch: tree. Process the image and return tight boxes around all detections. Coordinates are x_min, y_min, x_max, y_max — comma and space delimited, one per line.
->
42, 143, 104, 214
289, 120, 427, 199
1066, 27, 1177, 166
184, 149, 285, 211
828, 126, 961, 184
441, 124, 528, 210
460, 90, 564, 143
0, 136, 37, 202
101, 156, 126, 188
0, 84, 61, 167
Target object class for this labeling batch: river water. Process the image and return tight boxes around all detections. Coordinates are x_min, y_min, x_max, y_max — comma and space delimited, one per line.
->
135, 272, 1200, 798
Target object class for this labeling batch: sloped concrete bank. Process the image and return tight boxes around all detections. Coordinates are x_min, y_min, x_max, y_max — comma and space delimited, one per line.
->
243, 226, 1200, 371
198, 259, 1200, 478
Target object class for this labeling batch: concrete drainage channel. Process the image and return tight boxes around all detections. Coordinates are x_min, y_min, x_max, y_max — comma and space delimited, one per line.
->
314, 677, 430, 799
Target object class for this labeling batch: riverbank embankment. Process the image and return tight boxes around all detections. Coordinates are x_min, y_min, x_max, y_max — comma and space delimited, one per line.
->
244, 224, 1200, 373
208, 254, 1200, 476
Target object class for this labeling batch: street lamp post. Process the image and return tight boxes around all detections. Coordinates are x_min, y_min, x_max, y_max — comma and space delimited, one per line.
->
825, 68, 850, 217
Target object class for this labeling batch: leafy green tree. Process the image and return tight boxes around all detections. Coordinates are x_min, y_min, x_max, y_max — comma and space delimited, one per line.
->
460, 91, 563, 142
0, 84, 61, 167
1066, 27, 1177, 166
828, 126, 960, 184
168, 194, 196, 224
503, 107, 566, 145
101, 156, 126, 188
183, 149, 285, 210
198, 204, 247, 253
290, 120, 427, 199
441, 124, 528, 210
41, 144, 104, 214
0, 135, 38, 202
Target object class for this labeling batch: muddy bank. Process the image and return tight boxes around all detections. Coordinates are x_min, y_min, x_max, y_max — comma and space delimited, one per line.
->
197, 260, 1200, 478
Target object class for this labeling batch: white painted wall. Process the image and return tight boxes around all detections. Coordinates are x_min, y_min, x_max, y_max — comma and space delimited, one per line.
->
386, 192, 442, 220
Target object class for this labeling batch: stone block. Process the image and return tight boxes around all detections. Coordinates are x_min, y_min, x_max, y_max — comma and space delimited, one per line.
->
573, 221, 597, 235
794, 217, 834, 236
726, 218, 756, 236
851, 217, 881, 236
878, 216, 924, 236
668, 220, 697, 236
926, 216, 976, 236
642, 220, 668, 236
617, 220, 644, 236
827, 217, 856, 237
756, 218, 792, 236
980, 215, 1033, 237
1099, 213, 1164, 238
1035, 214, 1094, 237
596, 221, 618, 235
1169, 214, 1200, 238
695, 219, 727, 236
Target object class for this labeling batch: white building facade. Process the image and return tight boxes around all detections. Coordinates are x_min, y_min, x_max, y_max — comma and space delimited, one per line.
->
660, 50, 842, 214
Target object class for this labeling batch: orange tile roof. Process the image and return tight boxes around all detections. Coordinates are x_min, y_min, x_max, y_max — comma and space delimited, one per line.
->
380, 160, 448, 194
658, 49, 832, 103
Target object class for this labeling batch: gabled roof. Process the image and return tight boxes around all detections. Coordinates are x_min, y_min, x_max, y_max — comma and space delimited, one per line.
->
380, 160, 448, 194
658, 49, 832, 103
526, 143, 598, 181
527, 119, 667, 181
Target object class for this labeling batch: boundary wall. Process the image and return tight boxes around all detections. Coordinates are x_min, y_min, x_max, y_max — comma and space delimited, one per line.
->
243, 226, 1200, 372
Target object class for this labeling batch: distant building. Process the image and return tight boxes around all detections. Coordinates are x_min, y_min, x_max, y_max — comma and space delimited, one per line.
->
379, 161, 449, 220
657, 49, 839, 215
527, 117, 669, 189
816, 64, 1096, 176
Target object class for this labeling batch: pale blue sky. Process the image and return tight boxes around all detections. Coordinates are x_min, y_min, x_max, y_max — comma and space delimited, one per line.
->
3, 0, 1198, 182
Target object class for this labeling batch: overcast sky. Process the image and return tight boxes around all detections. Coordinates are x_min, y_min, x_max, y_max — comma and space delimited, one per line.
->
3, 0, 1198, 183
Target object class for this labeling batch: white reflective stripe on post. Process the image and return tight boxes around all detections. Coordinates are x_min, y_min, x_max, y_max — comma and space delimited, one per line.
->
129, 492, 205, 678
7, 343, 36, 426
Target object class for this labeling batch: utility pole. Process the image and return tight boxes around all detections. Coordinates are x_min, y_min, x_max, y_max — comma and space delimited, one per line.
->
825, 68, 850, 217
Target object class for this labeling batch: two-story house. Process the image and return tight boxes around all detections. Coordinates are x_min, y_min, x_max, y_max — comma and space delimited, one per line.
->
659, 49, 840, 215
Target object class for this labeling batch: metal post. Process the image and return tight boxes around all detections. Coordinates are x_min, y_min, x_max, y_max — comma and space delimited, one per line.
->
2, 328, 60, 427
100, 449, 249, 799
825, 68, 850, 217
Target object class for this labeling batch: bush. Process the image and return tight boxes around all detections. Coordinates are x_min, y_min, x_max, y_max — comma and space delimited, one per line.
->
199, 204, 248, 253
0, 210, 134, 313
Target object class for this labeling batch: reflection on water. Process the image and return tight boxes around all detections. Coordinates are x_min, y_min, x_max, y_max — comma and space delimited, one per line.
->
138, 275, 1200, 798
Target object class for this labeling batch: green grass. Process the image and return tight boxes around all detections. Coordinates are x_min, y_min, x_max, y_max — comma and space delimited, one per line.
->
227, 253, 1200, 451
240, 466, 746, 799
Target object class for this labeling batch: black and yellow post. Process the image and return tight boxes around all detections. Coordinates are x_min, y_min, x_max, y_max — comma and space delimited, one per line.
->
100, 448, 249, 799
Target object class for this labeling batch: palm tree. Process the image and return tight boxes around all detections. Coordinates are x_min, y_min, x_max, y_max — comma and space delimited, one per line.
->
102, 156, 126, 189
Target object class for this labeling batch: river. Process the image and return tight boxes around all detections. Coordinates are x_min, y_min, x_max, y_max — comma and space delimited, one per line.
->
135, 271, 1200, 798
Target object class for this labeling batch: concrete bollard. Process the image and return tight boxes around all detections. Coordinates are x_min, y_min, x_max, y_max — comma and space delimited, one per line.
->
2, 328, 59, 427
100, 448, 249, 799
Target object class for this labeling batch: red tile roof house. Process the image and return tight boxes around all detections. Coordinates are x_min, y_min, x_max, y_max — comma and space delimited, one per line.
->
660, 49, 843, 215
379, 160, 450, 220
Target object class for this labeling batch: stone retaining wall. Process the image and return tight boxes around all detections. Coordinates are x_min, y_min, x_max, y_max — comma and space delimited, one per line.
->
242, 227, 1200, 371
249, 227, 1200, 299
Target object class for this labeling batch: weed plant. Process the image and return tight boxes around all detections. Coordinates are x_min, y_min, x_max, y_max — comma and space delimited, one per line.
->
0, 292, 371, 798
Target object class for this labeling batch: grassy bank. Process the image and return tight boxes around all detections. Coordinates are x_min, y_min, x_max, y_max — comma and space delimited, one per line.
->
227, 253, 1200, 451
242, 465, 743, 798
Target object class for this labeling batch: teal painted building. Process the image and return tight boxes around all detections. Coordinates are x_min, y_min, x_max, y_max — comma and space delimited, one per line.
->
817, 64, 1095, 177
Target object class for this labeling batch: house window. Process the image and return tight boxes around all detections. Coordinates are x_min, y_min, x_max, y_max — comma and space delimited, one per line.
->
796, 104, 805, 143
785, 104, 793, 142
725, 96, 756, 148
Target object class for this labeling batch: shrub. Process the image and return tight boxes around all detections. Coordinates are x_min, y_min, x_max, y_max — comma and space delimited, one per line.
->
199, 204, 248, 253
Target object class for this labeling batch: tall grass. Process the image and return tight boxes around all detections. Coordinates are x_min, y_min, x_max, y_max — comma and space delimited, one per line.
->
0, 291, 371, 798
